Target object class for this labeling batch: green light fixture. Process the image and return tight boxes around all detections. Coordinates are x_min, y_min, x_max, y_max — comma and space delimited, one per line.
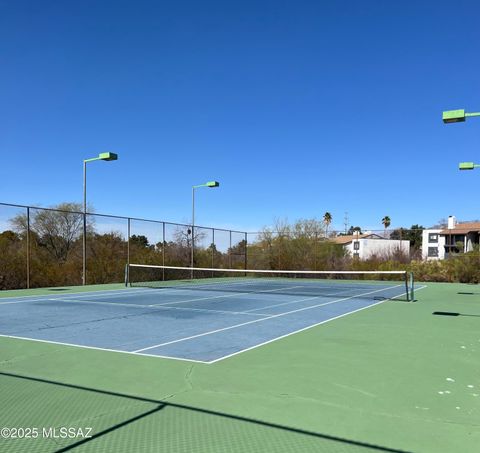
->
443, 109, 480, 124
459, 162, 480, 171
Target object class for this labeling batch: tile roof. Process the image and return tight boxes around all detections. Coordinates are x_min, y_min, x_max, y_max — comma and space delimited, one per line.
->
331, 233, 383, 244
439, 221, 480, 235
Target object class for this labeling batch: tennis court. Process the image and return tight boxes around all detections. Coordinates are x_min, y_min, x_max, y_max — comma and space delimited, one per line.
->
1, 276, 479, 453
0, 267, 416, 363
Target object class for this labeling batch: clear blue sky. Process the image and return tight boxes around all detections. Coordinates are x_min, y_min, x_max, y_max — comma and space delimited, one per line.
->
1, 1, 479, 233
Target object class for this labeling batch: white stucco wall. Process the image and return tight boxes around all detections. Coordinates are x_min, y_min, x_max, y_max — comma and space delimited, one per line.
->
422, 229, 445, 260
346, 238, 410, 259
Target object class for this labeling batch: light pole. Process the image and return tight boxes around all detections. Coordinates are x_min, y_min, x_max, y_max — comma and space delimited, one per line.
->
191, 181, 220, 277
443, 108, 480, 172
83, 152, 118, 285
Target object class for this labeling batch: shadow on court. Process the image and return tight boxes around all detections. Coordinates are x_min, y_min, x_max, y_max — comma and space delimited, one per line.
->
433, 311, 480, 318
0, 371, 412, 453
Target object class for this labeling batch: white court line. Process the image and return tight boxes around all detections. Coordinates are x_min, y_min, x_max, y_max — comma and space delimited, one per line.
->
0, 287, 156, 305
0, 333, 209, 364
85, 279, 361, 301
60, 279, 289, 300
207, 285, 429, 364
243, 286, 364, 313
147, 285, 306, 308
5, 284, 304, 311
0, 286, 155, 301
48, 298, 268, 317
0, 282, 304, 306
133, 284, 404, 353
86, 281, 306, 300
413, 285, 428, 296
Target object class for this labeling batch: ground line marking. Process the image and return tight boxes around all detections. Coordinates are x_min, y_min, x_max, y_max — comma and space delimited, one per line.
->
0, 333, 208, 364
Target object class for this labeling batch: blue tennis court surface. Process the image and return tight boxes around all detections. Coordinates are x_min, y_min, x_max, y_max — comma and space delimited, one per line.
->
0, 280, 411, 363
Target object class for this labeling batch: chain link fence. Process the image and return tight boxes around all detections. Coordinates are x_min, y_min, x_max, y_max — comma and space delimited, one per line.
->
245, 227, 424, 271
3, 202, 479, 288
0, 202, 247, 290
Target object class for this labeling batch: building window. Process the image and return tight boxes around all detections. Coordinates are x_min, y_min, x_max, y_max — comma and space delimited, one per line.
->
428, 247, 438, 257
353, 241, 360, 250
429, 233, 438, 243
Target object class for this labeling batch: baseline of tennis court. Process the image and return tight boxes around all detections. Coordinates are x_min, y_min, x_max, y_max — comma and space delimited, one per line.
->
0, 281, 417, 363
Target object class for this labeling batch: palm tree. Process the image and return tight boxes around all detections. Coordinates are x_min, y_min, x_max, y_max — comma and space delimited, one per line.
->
323, 212, 332, 238
382, 216, 391, 237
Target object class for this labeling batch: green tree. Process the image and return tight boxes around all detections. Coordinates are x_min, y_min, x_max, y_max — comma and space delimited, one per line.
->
390, 224, 424, 254
408, 224, 424, 250
130, 235, 150, 248
381, 216, 391, 236
347, 226, 362, 235
323, 212, 332, 238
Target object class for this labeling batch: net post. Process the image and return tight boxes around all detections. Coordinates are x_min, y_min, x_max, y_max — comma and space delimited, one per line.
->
404, 271, 409, 301
409, 272, 414, 301
124, 263, 129, 287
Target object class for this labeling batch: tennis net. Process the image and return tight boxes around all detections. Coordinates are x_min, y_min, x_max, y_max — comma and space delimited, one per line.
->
126, 264, 415, 301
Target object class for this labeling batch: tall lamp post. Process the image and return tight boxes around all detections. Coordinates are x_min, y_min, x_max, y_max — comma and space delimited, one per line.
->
83, 152, 118, 285
191, 181, 220, 277
443, 108, 480, 172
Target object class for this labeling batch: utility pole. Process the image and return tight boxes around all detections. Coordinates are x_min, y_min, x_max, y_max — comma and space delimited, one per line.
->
344, 212, 349, 235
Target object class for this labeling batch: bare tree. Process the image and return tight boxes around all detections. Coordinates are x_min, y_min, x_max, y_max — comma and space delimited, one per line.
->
11, 202, 94, 262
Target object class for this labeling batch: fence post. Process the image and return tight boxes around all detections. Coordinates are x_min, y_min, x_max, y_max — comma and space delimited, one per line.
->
212, 229, 215, 269
26, 207, 30, 289
245, 232, 248, 271
127, 217, 131, 268
82, 211, 87, 285
162, 222, 165, 281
